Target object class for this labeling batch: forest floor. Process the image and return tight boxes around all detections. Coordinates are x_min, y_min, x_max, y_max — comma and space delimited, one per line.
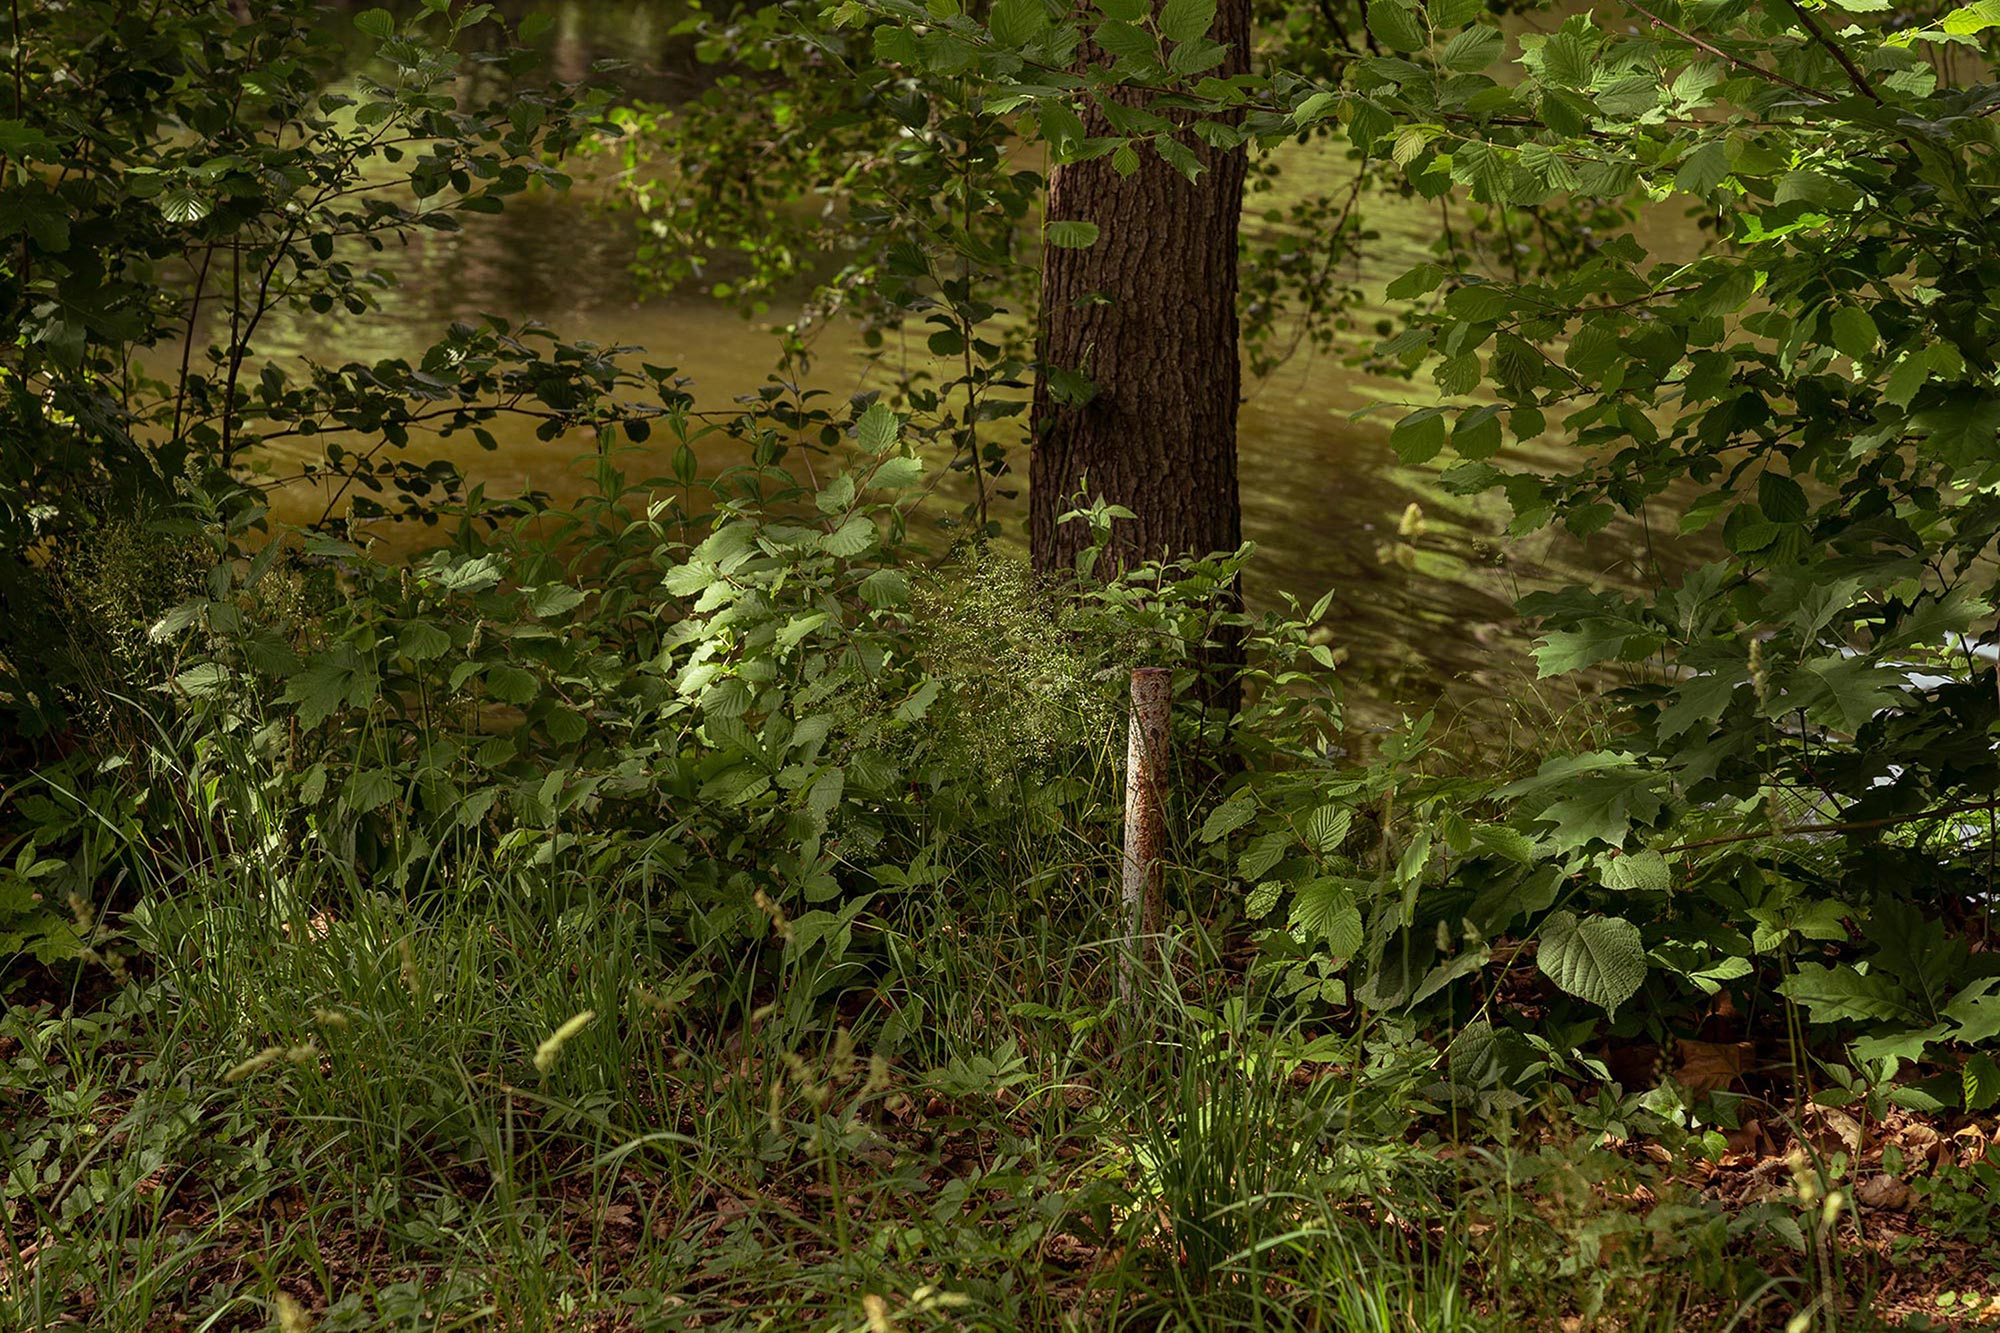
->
5, 886, 2000, 1333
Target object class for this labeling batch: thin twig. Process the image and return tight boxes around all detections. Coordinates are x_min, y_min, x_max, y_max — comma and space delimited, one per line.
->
1621, 0, 1835, 105
1780, 0, 1881, 104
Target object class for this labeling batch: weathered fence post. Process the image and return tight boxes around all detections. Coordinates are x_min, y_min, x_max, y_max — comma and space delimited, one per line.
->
1119, 666, 1171, 1009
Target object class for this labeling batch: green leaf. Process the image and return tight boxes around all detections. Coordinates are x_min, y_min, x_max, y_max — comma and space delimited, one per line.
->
1757, 471, 1808, 524
1440, 23, 1503, 71
485, 664, 540, 706
1598, 849, 1669, 893
354, 8, 395, 38
1158, 0, 1217, 44
1941, 0, 2000, 34
870, 455, 924, 490
158, 187, 210, 224
1039, 100, 1087, 154
1391, 407, 1448, 463
777, 611, 830, 651
1453, 407, 1504, 458
1537, 30, 1593, 87
1965, 1053, 2000, 1112
895, 678, 942, 722
1385, 263, 1446, 300
1290, 878, 1365, 958
527, 584, 587, 618
283, 661, 378, 728
855, 402, 901, 455
1530, 766, 1664, 850
1306, 804, 1353, 854
1200, 789, 1257, 843
1537, 911, 1647, 1013
1674, 141, 1731, 195
820, 514, 876, 557
816, 473, 857, 514
1238, 831, 1290, 879
344, 768, 398, 814
1533, 623, 1628, 676
1444, 283, 1514, 322
1367, 0, 1427, 53
990, 0, 1049, 45
1779, 962, 1919, 1024
1046, 220, 1101, 249
1469, 824, 1537, 863
397, 621, 453, 662
1944, 977, 2000, 1044
807, 768, 845, 822
1785, 655, 1897, 735
1829, 305, 1879, 360
1154, 134, 1203, 180
859, 568, 910, 607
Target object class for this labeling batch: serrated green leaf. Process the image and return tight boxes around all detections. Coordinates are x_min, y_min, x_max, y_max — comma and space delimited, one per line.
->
820, 514, 876, 557
1444, 283, 1514, 322
344, 768, 398, 814
1046, 220, 1101, 248
1307, 804, 1353, 854
859, 568, 910, 607
1780, 962, 1919, 1024
1391, 408, 1448, 463
1440, 23, 1502, 71
527, 584, 587, 618
870, 455, 924, 490
1158, 0, 1216, 44
1238, 830, 1290, 879
1201, 789, 1257, 843
807, 767, 845, 822
1785, 655, 1897, 735
1941, 0, 2000, 34
1965, 1052, 2000, 1111
856, 402, 901, 455
1829, 305, 1879, 360
1386, 263, 1446, 300
1367, 0, 1425, 52
1537, 910, 1646, 1012
158, 186, 210, 224
1290, 878, 1365, 958
397, 620, 453, 662
1598, 849, 1669, 893
1674, 141, 1731, 195
990, 0, 1049, 45
485, 664, 540, 706
1757, 471, 1807, 524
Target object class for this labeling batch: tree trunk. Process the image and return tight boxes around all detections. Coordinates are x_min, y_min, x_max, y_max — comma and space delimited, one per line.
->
1028, 0, 1250, 581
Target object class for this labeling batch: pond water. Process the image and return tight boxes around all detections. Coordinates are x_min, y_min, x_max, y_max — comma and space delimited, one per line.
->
261, 0, 1702, 730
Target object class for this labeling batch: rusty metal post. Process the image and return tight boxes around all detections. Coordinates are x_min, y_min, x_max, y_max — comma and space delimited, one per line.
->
1119, 666, 1171, 1009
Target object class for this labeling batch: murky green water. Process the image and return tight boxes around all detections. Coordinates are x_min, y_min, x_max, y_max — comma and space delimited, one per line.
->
262, 1, 1700, 725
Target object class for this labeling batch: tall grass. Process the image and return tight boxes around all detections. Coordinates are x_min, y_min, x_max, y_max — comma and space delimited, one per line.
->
2, 689, 1900, 1332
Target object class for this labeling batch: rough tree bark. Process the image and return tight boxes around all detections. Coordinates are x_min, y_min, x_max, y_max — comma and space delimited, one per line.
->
1028, 0, 1251, 582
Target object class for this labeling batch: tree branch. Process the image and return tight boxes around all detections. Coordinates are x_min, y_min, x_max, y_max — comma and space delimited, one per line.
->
1780, 0, 1881, 104
1664, 797, 2000, 854
1620, 0, 1835, 105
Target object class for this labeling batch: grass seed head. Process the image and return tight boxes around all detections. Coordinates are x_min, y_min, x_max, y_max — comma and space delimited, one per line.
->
534, 1010, 597, 1074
